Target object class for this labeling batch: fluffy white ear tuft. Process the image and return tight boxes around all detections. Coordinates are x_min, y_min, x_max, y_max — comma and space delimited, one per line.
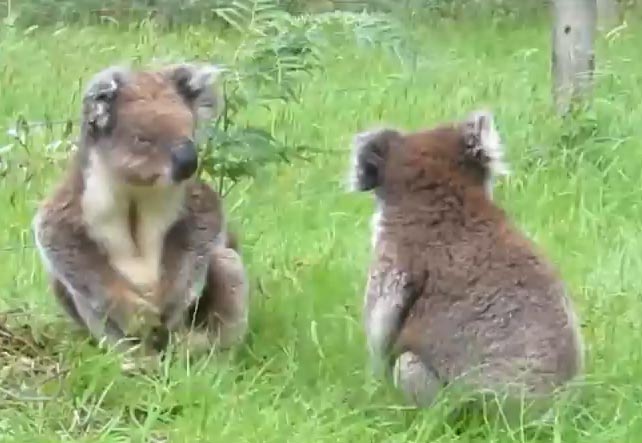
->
163, 63, 227, 140
348, 128, 382, 192
187, 64, 224, 92
164, 63, 225, 110
462, 109, 509, 177
346, 127, 400, 192
163, 63, 224, 96
83, 65, 130, 131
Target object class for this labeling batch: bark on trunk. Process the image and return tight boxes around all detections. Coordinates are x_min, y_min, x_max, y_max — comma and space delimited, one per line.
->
551, 0, 597, 115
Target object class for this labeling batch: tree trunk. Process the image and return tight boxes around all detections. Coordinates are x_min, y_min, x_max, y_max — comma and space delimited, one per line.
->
597, 0, 621, 31
551, 0, 597, 115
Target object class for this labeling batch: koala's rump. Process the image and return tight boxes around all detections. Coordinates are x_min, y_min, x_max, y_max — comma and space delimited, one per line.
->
396, 264, 580, 398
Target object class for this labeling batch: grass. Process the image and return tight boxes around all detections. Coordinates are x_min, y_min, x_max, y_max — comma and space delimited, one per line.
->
1, 13, 642, 442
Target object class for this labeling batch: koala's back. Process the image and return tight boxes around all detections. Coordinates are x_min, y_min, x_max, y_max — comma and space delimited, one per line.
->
389, 208, 583, 396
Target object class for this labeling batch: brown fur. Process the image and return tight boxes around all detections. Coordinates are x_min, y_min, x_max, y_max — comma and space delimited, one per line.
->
351, 110, 583, 422
33, 63, 249, 362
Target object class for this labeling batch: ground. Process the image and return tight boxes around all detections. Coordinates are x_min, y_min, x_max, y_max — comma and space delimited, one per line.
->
1, 15, 642, 443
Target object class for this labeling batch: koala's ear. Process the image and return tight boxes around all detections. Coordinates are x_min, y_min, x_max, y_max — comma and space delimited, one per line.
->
461, 109, 509, 176
348, 128, 401, 192
163, 63, 223, 122
83, 66, 129, 133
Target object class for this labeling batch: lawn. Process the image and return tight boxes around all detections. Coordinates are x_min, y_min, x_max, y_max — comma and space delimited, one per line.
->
1, 12, 642, 442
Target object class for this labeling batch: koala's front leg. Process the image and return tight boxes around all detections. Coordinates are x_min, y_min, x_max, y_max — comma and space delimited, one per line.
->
364, 266, 444, 406
34, 214, 161, 353
364, 267, 421, 378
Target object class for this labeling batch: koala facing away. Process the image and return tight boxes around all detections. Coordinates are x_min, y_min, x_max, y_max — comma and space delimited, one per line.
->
350, 110, 584, 419
33, 63, 249, 358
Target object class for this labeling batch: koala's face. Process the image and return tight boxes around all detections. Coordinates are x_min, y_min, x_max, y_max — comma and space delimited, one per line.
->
81, 64, 221, 187
349, 110, 509, 200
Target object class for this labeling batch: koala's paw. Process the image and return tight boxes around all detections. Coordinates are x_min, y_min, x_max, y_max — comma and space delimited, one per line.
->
120, 344, 163, 374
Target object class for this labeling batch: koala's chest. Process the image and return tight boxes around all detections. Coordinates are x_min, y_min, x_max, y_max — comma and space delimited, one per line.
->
89, 205, 176, 289
81, 183, 184, 291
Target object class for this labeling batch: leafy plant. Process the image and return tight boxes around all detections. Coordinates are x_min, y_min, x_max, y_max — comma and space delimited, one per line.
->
192, 0, 414, 196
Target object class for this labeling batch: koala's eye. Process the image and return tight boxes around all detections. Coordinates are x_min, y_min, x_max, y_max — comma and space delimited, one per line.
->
134, 135, 153, 145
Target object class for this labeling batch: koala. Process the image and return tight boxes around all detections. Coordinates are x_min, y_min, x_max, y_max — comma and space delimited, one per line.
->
349, 110, 584, 422
32, 63, 249, 363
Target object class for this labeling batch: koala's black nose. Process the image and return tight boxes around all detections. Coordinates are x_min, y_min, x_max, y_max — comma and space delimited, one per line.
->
171, 140, 198, 182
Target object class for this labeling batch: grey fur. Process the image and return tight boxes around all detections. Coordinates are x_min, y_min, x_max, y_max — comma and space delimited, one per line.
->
33, 64, 249, 363
353, 110, 584, 423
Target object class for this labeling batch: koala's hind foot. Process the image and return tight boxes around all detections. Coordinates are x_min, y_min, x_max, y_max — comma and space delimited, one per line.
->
51, 276, 168, 357
50, 277, 132, 348
120, 344, 165, 374
52, 279, 85, 328
183, 246, 250, 356
392, 352, 559, 428
393, 352, 444, 408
